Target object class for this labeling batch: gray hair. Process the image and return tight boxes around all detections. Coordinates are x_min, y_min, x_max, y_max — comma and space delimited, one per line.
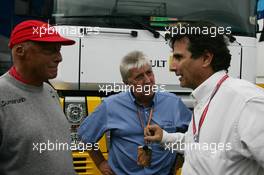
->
120, 51, 151, 83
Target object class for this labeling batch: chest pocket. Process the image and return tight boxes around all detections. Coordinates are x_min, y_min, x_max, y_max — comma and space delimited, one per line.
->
161, 125, 177, 133
157, 119, 176, 133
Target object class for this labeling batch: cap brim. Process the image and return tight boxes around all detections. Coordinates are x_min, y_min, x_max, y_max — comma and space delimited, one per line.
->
30, 36, 75, 45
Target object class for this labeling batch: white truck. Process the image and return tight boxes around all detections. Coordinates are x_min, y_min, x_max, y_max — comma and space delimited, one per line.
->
50, 0, 259, 102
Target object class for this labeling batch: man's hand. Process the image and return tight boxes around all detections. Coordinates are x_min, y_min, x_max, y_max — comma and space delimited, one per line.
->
144, 124, 163, 142
98, 160, 115, 175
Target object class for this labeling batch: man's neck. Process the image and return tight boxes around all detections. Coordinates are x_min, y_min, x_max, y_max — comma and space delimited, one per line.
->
134, 94, 154, 108
14, 66, 43, 86
193, 70, 215, 90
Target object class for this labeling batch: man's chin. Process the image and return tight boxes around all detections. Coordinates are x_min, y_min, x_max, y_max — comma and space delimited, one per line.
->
143, 92, 154, 97
179, 81, 187, 88
48, 73, 57, 80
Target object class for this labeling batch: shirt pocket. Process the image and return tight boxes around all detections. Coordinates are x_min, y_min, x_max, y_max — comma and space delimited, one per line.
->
161, 125, 177, 133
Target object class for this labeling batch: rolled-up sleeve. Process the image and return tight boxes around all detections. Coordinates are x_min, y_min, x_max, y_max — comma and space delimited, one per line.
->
78, 101, 108, 143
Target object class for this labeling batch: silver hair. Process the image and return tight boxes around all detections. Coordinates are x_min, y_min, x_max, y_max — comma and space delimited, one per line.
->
120, 51, 151, 83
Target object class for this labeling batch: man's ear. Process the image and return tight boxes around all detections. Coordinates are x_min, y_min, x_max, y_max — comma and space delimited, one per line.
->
123, 78, 131, 85
123, 80, 128, 85
13, 45, 25, 57
202, 50, 213, 68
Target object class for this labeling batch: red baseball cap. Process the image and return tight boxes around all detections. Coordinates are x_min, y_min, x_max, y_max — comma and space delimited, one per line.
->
9, 20, 75, 48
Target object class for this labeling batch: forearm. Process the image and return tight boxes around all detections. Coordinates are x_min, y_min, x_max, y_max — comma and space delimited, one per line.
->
88, 149, 105, 168
161, 130, 184, 143
161, 130, 185, 154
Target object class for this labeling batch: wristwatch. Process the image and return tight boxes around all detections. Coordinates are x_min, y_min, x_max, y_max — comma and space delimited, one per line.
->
66, 103, 85, 124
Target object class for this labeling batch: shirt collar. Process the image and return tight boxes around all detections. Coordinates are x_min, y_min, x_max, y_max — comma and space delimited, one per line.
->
8, 66, 30, 84
191, 70, 227, 103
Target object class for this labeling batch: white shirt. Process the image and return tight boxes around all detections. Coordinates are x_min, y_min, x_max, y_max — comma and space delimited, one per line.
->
162, 71, 264, 175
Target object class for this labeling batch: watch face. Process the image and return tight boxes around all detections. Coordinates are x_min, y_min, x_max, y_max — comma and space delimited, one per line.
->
66, 103, 84, 124
70, 132, 80, 144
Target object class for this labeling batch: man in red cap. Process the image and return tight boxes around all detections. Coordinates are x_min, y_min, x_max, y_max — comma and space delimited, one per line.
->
0, 20, 76, 174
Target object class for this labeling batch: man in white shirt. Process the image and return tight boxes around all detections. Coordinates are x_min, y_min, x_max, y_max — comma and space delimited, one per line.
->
144, 22, 264, 175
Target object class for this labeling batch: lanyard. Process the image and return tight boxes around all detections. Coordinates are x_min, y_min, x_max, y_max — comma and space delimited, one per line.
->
192, 74, 229, 142
136, 107, 154, 130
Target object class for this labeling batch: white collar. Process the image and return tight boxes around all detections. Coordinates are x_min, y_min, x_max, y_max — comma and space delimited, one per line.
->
191, 70, 227, 104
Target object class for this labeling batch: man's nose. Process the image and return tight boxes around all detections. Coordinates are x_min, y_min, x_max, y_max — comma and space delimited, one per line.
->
55, 52, 62, 63
144, 74, 151, 84
170, 58, 179, 71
